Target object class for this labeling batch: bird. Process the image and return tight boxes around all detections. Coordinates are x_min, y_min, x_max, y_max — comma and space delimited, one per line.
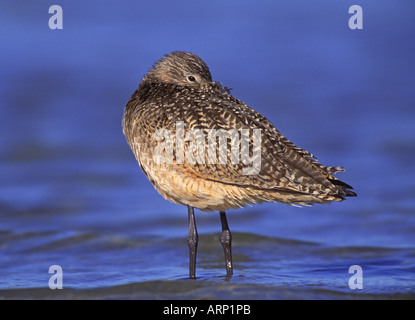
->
122, 51, 356, 279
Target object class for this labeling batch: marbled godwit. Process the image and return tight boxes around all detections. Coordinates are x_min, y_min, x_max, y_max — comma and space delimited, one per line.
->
123, 51, 356, 279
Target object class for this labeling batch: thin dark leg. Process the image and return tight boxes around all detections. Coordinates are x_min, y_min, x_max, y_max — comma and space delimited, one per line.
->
187, 206, 198, 279
220, 211, 233, 278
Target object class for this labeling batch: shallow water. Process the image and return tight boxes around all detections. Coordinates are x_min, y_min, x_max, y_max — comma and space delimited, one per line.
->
1, 1, 415, 299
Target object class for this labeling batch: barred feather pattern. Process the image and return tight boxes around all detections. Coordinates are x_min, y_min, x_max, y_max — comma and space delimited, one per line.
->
123, 51, 356, 212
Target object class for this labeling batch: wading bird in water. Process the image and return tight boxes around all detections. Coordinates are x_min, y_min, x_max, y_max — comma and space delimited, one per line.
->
123, 51, 356, 279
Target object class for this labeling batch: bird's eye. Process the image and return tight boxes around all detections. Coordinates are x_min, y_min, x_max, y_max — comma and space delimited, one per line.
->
187, 75, 196, 82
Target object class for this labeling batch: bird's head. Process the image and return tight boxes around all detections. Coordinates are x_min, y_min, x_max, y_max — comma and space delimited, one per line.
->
144, 51, 213, 88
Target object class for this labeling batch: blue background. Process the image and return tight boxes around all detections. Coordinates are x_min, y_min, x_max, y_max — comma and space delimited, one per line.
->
0, 0, 414, 298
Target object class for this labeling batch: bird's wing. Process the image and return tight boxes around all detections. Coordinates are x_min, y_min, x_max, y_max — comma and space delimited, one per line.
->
125, 83, 353, 198
165, 91, 352, 197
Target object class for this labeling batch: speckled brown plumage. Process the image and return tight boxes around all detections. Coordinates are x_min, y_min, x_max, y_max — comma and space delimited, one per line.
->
122, 51, 356, 278
123, 51, 356, 212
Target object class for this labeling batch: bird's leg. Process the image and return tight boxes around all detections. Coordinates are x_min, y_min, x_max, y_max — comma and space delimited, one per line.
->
187, 206, 198, 279
219, 211, 233, 278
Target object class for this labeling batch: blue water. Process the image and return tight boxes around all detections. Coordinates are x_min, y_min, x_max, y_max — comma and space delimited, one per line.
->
1, 1, 415, 299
